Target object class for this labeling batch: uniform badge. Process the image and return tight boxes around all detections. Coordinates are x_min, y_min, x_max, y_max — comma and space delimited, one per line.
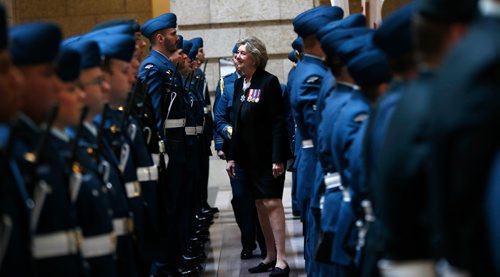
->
354, 113, 369, 123
145, 64, 154, 70
306, 76, 320, 84
240, 94, 246, 102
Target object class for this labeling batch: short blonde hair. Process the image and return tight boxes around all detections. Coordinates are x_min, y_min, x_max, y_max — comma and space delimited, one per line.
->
237, 36, 268, 69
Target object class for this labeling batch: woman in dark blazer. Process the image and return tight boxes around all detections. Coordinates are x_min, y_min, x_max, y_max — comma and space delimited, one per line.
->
226, 36, 291, 276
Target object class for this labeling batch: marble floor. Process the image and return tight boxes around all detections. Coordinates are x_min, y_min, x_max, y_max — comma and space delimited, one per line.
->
204, 157, 306, 277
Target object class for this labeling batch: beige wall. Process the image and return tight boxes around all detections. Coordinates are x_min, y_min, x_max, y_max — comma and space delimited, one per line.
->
2, 0, 152, 37
172, 0, 315, 91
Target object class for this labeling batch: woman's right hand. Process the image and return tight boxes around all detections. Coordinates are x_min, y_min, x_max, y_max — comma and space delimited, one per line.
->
226, 160, 236, 178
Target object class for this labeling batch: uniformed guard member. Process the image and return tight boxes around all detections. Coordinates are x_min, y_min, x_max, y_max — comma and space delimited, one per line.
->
93, 33, 167, 276
353, 3, 433, 276
288, 36, 302, 218
183, 41, 214, 264
190, 37, 217, 216
214, 43, 240, 159
427, 0, 499, 275
10, 22, 87, 277
291, 6, 344, 275
139, 14, 203, 276
65, 38, 140, 277
486, 150, 500, 275
312, 15, 368, 276
52, 46, 117, 276
329, 34, 392, 276
0, 5, 34, 276
176, 36, 209, 269
213, 43, 266, 260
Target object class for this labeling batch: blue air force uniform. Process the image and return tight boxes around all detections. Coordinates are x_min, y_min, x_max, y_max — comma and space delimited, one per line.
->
214, 70, 239, 153
15, 116, 85, 277
318, 81, 358, 236
78, 122, 139, 277
288, 36, 302, 217
54, 47, 117, 276
426, 3, 500, 275
10, 23, 86, 277
49, 129, 116, 277
65, 38, 139, 277
0, 124, 35, 277
139, 14, 193, 272
94, 33, 163, 273
292, 6, 344, 275
331, 48, 392, 275
486, 151, 500, 275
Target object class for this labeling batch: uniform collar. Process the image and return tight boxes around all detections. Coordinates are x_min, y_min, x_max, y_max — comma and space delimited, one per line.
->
151, 49, 172, 65
336, 81, 359, 91
50, 128, 70, 143
84, 121, 98, 137
18, 113, 40, 132
303, 53, 324, 62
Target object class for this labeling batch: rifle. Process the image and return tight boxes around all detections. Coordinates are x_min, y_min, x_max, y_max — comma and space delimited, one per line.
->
96, 104, 110, 156
196, 60, 208, 91
25, 106, 59, 166
27, 105, 59, 232
119, 79, 141, 135
184, 72, 193, 93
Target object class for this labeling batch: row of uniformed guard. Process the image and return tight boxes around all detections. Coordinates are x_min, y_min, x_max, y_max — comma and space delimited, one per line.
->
211, 0, 499, 276
0, 7, 217, 277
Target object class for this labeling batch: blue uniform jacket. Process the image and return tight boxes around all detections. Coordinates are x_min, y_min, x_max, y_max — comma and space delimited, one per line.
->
138, 49, 179, 130
317, 82, 358, 174
486, 150, 500, 275
0, 124, 35, 277
291, 54, 328, 143
49, 129, 116, 276
310, 72, 336, 211
96, 108, 163, 262
13, 115, 84, 276
213, 71, 239, 151
318, 83, 357, 238
330, 89, 370, 266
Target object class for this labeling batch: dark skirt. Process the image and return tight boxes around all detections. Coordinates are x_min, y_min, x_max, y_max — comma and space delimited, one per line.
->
239, 162, 285, 199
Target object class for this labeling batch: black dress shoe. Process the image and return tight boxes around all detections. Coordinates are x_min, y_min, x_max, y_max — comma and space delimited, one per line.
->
194, 229, 209, 236
174, 264, 203, 277
248, 260, 276, 273
240, 249, 253, 259
269, 265, 290, 277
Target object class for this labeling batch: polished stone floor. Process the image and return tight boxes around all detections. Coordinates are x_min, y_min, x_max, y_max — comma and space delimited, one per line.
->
204, 157, 306, 277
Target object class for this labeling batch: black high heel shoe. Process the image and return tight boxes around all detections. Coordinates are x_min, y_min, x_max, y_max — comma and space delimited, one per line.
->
248, 260, 277, 273
269, 264, 290, 277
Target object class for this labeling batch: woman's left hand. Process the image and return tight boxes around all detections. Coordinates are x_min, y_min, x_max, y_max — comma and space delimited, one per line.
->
272, 162, 285, 178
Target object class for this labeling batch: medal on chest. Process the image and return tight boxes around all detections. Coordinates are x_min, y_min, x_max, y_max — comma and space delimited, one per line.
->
244, 89, 261, 103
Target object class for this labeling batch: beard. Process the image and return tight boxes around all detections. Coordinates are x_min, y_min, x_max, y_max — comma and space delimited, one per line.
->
163, 39, 177, 54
